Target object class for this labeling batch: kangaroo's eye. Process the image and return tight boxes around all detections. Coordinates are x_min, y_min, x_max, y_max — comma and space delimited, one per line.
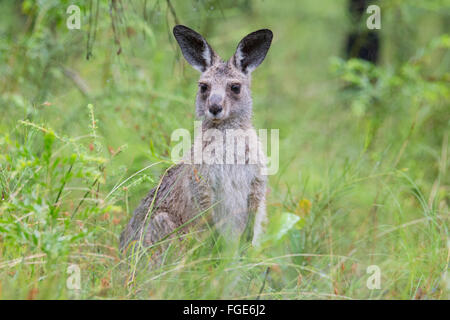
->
199, 83, 208, 93
231, 83, 241, 94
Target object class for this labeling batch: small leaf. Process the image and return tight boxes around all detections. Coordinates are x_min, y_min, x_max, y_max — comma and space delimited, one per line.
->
267, 212, 300, 242
295, 218, 306, 230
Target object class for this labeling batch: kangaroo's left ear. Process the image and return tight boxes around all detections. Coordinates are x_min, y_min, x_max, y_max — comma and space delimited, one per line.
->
232, 29, 273, 74
173, 25, 217, 72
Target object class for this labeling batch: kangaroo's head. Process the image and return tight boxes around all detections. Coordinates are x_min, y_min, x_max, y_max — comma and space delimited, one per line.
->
173, 25, 273, 128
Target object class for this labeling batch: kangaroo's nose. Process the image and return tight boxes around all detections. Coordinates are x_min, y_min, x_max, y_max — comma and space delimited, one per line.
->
209, 104, 223, 116
208, 93, 223, 116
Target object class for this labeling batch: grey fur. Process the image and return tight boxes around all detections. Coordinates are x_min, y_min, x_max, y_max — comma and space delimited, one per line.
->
120, 25, 273, 254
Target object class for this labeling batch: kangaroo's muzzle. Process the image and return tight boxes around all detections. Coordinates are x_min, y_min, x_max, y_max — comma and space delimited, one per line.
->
209, 104, 223, 116
207, 93, 224, 118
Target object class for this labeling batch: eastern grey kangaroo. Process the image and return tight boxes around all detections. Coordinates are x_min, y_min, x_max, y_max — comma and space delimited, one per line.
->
120, 25, 273, 254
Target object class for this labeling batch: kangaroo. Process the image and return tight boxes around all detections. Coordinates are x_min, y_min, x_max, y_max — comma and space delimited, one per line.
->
120, 25, 273, 254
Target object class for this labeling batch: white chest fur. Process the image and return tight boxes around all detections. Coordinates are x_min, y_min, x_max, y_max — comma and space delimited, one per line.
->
205, 163, 258, 236
191, 126, 266, 237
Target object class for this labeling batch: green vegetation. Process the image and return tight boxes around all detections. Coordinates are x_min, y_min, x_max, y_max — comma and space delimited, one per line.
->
0, 0, 449, 299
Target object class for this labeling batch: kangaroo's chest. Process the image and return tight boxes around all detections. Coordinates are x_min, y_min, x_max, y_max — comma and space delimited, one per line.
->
205, 164, 257, 235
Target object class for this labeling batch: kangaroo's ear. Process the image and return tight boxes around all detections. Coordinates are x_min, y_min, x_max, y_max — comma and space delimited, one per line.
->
232, 29, 273, 74
173, 25, 217, 72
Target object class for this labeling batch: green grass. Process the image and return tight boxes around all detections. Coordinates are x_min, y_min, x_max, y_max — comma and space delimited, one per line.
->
0, 0, 449, 299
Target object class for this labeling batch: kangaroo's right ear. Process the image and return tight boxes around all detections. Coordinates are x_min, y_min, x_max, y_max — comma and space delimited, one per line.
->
173, 25, 217, 72
232, 29, 273, 74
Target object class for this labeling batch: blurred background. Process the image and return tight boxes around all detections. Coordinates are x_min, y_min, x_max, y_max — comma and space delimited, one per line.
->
0, 0, 449, 299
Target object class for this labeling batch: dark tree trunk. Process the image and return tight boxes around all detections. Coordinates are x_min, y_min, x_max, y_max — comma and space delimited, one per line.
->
346, 0, 380, 63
